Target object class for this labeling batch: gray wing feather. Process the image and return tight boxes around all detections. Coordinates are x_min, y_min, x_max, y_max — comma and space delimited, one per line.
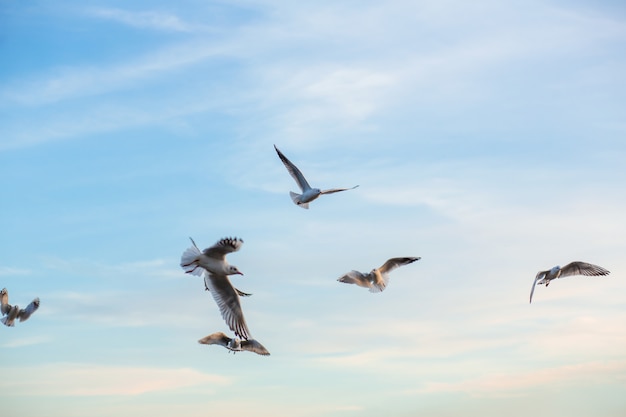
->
378, 257, 421, 274
320, 185, 359, 195
559, 262, 610, 278
241, 339, 271, 356
529, 272, 546, 304
198, 332, 231, 347
274, 145, 312, 192
17, 298, 39, 322
204, 273, 251, 340
203, 237, 244, 259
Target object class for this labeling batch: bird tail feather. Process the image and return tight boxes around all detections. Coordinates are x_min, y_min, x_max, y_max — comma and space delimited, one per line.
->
180, 245, 203, 276
289, 191, 309, 209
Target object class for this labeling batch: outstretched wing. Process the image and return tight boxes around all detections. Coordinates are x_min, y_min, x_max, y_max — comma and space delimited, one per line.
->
241, 339, 270, 356
17, 298, 40, 322
378, 257, 421, 275
529, 271, 547, 304
320, 185, 359, 195
337, 270, 370, 287
204, 273, 251, 340
1, 288, 10, 316
559, 262, 610, 278
274, 145, 312, 192
198, 332, 231, 347
203, 237, 244, 260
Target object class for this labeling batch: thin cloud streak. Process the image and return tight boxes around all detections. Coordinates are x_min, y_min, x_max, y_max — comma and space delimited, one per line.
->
415, 360, 626, 397
0, 363, 230, 396
86, 8, 201, 32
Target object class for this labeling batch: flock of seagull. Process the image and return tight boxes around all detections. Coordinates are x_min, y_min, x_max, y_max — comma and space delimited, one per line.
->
177, 145, 612, 356
0, 145, 612, 354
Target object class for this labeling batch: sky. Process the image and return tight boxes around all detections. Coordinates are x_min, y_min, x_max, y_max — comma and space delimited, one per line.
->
1, 0, 625, 416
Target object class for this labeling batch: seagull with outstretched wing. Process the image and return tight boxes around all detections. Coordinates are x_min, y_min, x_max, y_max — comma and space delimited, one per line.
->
530, 261, 610, 303
198, 331, 270, 356
180, 237, 251, 339
274, 144, 358, 209
338, 257, 421, 293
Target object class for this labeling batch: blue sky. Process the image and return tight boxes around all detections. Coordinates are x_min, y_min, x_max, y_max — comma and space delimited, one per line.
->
1, 0, 625, 416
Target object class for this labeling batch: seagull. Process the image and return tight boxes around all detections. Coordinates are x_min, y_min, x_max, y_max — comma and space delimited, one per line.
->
530, 261, 610, 303
182, 237, 251, 297
1, 288, 9, 316
274, 144, 359, 209
337, 257, 421, 293
17, 298, 40, 322
180, 237, 251, 339
1, 305, 19, 327
198, 331, 270, 356
1, 290, 40, 326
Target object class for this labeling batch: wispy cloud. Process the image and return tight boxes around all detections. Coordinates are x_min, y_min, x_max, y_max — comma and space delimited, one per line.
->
0, 266, 31, 276
415, 360, 626, 397
0, 336, 50, 348
86, 8, 201, 32
0, 363, 230, 396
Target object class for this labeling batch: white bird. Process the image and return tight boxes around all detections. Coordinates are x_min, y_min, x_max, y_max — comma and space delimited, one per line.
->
17, 298, 40, 322
1, 288, 9, 316
1, 305, 19, 327
530, 261, 610, 303
180, 237, 251, 339
182, 238, 251, 297
198, 331, 270, 356
338, 257, 421, 293
274, 144, 359, 209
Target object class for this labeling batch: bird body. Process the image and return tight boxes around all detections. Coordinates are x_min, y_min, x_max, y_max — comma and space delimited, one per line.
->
198, 331, 270, 356
2, 305, 19, 327
274, 144, 358, 209
338, 257, 421, 293
529, 261, 610, 303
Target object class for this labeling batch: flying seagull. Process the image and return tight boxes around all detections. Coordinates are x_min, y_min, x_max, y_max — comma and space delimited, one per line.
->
198, 331, 270, 356
182, 237, 251, 297
338, 257, 421, 293
1, 290, 40, 327
274, 144, 359, 209
529, 261, 610, 303
180, 237, 251, 339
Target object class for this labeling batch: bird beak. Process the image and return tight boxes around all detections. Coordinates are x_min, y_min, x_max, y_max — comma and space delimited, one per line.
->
237, 271, 244, 276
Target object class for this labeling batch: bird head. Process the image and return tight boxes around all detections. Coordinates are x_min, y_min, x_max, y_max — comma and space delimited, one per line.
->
229, 266, 243, 276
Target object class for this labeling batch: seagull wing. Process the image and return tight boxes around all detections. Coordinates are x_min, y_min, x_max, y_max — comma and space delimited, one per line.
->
559, 262, 610, 278
241, 339, 270, 356
204, 273, 251, 340
274, 145, 312, 192
320, 185, 359, 195
198, 332, 231, 347
203, 237, 244, 260
1, 288, 10, 316
378, 257, 421, 275
530, 271, 547, 304
17, 298, 40, 322
337, 270, 371, 287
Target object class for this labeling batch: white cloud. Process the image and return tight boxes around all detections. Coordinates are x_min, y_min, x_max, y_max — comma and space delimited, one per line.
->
415, 360, 626, 397
0, 363, 230, 396
87, 8, 200, 32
